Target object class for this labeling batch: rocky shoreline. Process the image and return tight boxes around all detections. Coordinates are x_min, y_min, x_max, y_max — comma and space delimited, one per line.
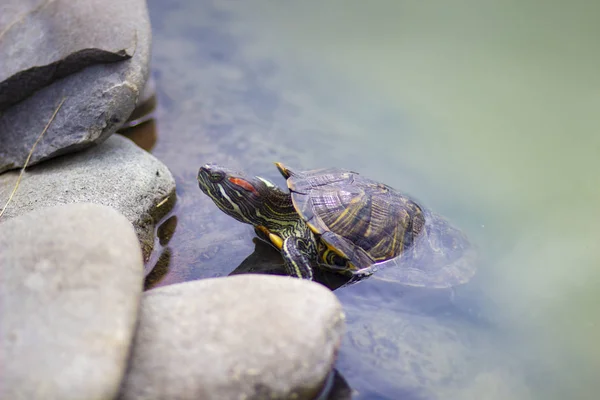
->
0, 1, 345, 399
0, 204, 344, 399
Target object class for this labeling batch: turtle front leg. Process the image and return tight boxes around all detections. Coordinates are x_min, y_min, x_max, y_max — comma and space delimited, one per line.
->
255, 225, 317, 280
281, 236, 316, 280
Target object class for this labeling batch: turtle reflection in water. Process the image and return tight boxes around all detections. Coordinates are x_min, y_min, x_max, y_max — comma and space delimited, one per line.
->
197, 162, 476, 288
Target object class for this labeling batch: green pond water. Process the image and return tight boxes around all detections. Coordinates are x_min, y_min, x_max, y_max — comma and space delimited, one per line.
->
145, 1, 600, 398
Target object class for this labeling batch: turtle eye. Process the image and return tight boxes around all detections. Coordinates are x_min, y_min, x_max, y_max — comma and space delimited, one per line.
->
209, 171, 224, 183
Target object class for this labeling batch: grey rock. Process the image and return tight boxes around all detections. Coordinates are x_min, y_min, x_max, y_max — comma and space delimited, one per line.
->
120, 76, 157, 130
0, 0, 151, 173
0, 203, 144, 400
138, 75, 156, 106
0, 0, 136, 111
119, 275, 345, 400
0, 134, 176, 258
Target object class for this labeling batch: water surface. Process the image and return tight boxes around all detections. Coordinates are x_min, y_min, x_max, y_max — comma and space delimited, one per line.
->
145, 1, 600, 398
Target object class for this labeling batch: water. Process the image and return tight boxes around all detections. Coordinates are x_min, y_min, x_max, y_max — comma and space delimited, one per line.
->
144, 1, 600, 398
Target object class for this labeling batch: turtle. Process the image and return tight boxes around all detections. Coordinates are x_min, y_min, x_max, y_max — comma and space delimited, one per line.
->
197, 162, 476, 288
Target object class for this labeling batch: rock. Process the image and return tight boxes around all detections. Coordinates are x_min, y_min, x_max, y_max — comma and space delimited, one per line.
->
0, 134, 176, 258
119, 275, 345, 400
0, 203, 144, 400
0, 0, 151, 173
120, 76, 157, 129
119, 77, 158, 152
0, 0, 136, 111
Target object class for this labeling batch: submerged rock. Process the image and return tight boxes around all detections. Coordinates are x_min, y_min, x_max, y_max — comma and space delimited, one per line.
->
0, 135, 175, 258
119, 275, 345, 400
335, 297, 533, 400
0, 0, 151, 173
0, 203, 144, 400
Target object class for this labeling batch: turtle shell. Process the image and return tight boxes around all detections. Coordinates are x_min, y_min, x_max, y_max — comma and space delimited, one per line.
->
284, 166, 477, 288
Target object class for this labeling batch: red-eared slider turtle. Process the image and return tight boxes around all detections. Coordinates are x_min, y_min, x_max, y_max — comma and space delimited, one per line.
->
197, 162, 476, 288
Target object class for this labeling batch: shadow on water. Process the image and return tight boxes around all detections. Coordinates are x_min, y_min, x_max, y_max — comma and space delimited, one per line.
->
144, 215, 178, 290
144, 247, 172, 291
229, 238, 354, 291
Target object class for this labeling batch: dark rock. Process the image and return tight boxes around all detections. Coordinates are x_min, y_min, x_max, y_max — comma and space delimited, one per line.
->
0, 0, 137, 111
0, 203, 144, 400
0, 0, 151, 173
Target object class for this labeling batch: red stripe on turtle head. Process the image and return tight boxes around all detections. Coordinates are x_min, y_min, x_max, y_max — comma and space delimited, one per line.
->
228, 177, 260, 196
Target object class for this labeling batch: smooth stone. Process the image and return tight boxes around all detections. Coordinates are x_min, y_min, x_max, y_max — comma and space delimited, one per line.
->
0, 0, 136, 111
119, 275, 345, 400
0, 0, 151, 173
0, 203, 144, 400
0, 134, 176, 258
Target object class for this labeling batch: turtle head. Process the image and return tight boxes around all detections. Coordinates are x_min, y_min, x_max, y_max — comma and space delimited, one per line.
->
197, 163, 282, 226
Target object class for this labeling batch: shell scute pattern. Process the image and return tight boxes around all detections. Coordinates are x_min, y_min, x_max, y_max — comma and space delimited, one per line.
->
290, 169, 424, 261
285, 166, 476, 288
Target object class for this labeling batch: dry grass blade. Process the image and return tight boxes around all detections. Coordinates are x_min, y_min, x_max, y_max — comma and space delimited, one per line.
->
0, 97, 66, 220
156, 196, 170, 208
